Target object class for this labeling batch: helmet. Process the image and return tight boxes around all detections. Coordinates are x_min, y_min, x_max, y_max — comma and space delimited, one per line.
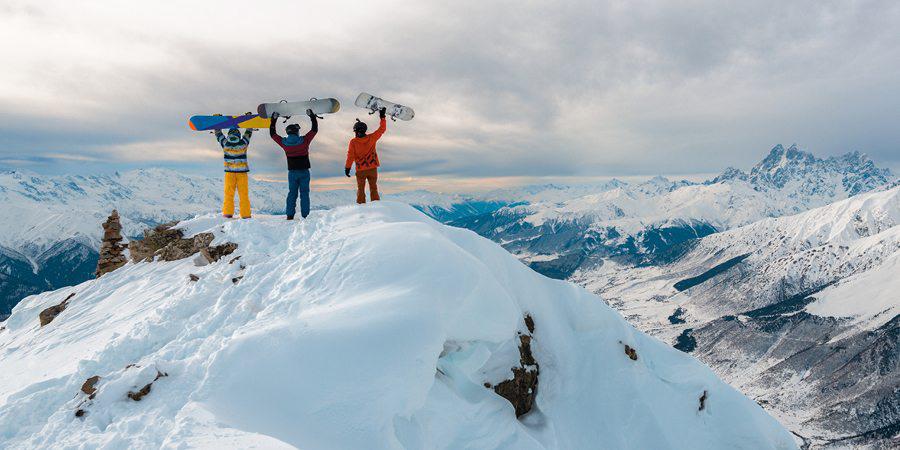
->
353, 119, 367, 134
226, 127, 241, 143
285, 123, 301, 135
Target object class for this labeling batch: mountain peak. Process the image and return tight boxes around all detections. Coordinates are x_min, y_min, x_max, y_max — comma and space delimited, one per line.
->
0, 204, 795, 448
746, 144, 894, 195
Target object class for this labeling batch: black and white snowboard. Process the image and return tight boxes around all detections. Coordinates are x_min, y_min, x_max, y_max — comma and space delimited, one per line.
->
257, 98, 341, 119
355, 93, 414, 121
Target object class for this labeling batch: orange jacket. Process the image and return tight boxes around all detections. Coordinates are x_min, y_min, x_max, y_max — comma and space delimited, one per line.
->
345, 118, 386, 172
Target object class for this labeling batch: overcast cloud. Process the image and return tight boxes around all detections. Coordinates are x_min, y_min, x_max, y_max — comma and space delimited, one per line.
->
1, 0, 898, 190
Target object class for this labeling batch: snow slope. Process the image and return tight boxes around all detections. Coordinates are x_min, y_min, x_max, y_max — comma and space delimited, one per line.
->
574, 186, 900, 447
0, 203, 795, 449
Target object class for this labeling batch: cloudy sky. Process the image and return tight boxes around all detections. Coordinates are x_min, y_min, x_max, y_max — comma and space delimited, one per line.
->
1, 0, 898, 191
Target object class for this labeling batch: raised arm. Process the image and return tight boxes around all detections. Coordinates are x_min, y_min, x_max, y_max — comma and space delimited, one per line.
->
370, 107, 387, 140
242, 128, 253, 144
269, 112, 282, 142
307, 109, 318, 135
214, 129, 226, 147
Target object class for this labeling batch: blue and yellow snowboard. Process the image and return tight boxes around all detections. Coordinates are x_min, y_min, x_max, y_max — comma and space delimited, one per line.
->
188, 114, 270, 131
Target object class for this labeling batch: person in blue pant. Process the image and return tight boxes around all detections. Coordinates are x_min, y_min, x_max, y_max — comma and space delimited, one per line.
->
269, 109, 317, 219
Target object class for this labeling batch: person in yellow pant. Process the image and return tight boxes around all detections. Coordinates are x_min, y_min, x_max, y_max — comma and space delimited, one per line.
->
214, 126, 254, 218
222, 172, 251, 218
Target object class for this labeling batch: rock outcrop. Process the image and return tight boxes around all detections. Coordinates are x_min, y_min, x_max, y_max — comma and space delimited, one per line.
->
39, 292, 75, 327
81, 376, 100, 397
493, 315, 539, 418
95, 210, 127, 277
127, 370, 168, 401
128, 223, 236, 264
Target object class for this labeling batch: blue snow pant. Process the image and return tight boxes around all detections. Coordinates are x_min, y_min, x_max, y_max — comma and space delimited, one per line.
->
286, 169, 311, 218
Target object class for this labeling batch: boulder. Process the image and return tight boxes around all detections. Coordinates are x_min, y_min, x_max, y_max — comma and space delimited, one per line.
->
39, 293, 75, 327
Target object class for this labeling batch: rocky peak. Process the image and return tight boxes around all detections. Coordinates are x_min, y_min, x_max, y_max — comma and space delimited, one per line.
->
708, 167, 749, 184
745, 144, 895, 196
749, 144, 818, 188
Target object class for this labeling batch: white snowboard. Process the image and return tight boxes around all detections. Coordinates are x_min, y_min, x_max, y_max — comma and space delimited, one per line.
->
257, 98, 341, 119
354, 93, 414, 121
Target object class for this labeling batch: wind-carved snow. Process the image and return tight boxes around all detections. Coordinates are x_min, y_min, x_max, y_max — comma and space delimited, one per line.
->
0, 203, 795, 449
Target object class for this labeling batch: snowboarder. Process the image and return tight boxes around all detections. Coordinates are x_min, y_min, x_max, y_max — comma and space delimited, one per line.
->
345, 107, 387, 204
269, 109, 318, 219
214, 122, 254, 219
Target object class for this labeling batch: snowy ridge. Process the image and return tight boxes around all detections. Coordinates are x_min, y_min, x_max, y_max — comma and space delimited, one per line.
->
0, 203, 795, 449
676, 185, 899, 323
0, 168, 514, 315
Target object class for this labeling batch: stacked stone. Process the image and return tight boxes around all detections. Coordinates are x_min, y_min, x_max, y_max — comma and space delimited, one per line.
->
95, 210, 127, 277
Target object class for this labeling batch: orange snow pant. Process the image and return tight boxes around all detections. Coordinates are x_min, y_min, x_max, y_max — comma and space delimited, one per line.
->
223, 172, 251, 218
355, 168, 380, 204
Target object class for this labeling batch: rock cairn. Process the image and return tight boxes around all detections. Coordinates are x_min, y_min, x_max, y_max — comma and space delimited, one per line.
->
95, 210, 127, 277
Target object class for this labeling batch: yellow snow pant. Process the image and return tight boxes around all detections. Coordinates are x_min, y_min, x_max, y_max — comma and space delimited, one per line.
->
223, 172, 251, 218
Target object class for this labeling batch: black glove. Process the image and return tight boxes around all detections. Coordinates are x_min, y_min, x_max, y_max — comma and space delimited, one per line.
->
345, 167, 351, 177
306, 109, 314, 117
379, 107, 386, 119
271, 112, 280, 120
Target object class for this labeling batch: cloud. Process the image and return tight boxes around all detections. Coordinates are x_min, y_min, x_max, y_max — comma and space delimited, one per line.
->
1, 0, 898, 182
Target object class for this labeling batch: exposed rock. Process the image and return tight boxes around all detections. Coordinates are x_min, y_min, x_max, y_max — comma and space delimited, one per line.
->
95, 210, 128, 277
127, 370, 168, 402
232, 276, 243, 284
127, 383, 152, 401
493, 314, 539, 418
128, 223, 236, 264
194, 233, 239, 263
189, 274, 200, 282
39, 292, 75, 327
74, 409, 86, 418
81, 375, 100, 397
699, 390, 708, 411
624, 343, 639, 361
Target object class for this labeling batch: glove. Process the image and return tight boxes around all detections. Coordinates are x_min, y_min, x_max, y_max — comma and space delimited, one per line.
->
271, 112, 280, 120
306, 109, 314, 117
379, 107, 386, 119
345, 167, 351, 177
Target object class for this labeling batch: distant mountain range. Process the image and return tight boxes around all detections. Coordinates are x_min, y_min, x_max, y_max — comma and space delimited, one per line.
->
452, 144, 895, 279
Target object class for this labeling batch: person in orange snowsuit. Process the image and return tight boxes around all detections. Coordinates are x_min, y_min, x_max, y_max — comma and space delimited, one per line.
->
345, 107, 387, 204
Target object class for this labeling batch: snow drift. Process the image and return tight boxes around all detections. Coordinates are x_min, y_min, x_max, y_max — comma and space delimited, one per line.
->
0, 203, 795, 449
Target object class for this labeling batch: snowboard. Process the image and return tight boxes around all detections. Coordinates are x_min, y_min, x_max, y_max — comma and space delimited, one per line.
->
354, 93, 415, 121
257, 98, 341, 119
189, 114, 271, 131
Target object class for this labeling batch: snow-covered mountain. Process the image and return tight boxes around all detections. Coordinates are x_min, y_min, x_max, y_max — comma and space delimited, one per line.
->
574, 186, 900, 448
0, 203, 796, 449
452, 145, 896, 279
0, 169, 511, 316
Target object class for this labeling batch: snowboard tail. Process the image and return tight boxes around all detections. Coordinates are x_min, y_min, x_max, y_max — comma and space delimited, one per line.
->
189, 114, 270, 131
257, 98, 341, 119
354, 93, 414, 121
